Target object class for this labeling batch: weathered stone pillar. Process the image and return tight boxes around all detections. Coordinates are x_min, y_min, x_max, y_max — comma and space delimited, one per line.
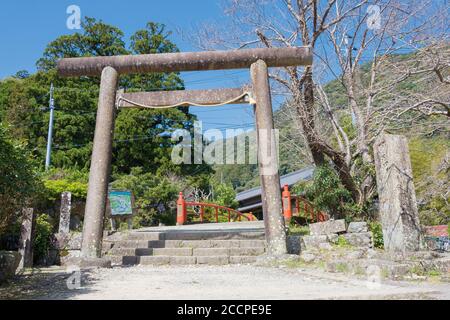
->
81, 66, 118, 259
18, 208, 35, 269
55, 191, 72, 250
250, 59, 287, 255
373, 133, 421, 252
59, 192, 72, 235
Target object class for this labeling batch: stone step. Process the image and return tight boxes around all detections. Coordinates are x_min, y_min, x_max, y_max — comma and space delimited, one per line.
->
138, 256, 170, 265
108, 255, 124, 265
196, 256, 229, 265
138, 256, 229, 265
127, 232, 164, 241
111, 246, 265, 260
228, 247, 265, 256
152, 248, 193, 256
114, 240, 155, 248
122, 254, 262, 266
193, 248, 229, 256
162, 231, 265, 241
162, 239, 266, 249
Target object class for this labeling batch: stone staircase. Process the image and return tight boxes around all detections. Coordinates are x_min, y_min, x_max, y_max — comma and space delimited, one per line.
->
103, 223, 267, 266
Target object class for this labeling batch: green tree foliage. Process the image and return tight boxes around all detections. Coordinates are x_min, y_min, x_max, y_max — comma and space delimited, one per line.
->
0, 124, 41, 234
213, 183, 239, 209
0, 18, 196, 175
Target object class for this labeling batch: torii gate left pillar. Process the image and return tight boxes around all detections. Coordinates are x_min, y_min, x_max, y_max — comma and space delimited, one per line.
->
81, 66, 118, 258
57, 47, 312, 262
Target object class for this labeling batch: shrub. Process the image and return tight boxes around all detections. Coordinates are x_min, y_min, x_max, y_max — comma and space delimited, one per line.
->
369, 221, 384, 249
33, 214, 54, 264
293, 165, 354, 219
43, 179, 88, 200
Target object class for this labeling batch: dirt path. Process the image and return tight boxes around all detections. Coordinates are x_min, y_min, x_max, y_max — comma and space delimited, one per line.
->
1, 264, 449, 300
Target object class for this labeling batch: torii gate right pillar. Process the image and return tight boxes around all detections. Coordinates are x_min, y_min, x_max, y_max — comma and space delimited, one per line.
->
251, 60, 287, 255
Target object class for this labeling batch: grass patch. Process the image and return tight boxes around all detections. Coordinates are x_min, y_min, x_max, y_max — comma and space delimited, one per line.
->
427, 269, 441, 277
288, 224, 310, 236
334, 235, 352, 248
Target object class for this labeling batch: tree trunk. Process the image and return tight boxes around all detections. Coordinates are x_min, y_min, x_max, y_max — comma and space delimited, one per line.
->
296, 70, 360, 203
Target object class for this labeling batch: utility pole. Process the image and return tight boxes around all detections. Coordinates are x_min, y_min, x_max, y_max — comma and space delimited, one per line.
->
45, 83, 55, 170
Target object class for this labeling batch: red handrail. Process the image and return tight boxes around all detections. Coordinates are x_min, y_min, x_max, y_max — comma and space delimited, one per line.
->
291, 195, 329, 222
281, 185, 329, 223
185, 201, 253, 223
176, 192, 255, 225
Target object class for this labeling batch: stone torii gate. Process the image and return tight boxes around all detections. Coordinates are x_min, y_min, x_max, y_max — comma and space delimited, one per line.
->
57, 47, 312, 263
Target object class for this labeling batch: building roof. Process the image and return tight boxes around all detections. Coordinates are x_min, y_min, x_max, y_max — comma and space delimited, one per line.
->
236, 166, 314, 203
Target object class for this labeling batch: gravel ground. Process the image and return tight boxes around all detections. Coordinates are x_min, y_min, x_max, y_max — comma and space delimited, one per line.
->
1, 264, 449, 300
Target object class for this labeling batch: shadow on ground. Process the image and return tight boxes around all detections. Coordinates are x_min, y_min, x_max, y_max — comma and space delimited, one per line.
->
0, 267, 98, 300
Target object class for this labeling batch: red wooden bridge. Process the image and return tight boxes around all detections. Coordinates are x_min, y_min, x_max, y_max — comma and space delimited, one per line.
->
176, 185, 328, 225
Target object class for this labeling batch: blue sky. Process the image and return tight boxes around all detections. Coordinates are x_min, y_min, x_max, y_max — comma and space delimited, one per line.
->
0, 0, 263, 131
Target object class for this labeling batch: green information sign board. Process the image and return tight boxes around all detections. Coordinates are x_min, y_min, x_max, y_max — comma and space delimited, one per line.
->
109, 190, 133, 216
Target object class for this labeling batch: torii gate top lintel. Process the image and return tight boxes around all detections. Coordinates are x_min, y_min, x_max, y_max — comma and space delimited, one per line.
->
57, 46, 312, 77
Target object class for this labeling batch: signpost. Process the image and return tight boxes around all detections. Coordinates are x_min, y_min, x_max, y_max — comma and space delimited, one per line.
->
108, 190, 134, 231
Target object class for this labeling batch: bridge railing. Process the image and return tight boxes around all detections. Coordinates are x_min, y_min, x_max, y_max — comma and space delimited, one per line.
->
281, 185, 329, 223
176, 192, 255, 225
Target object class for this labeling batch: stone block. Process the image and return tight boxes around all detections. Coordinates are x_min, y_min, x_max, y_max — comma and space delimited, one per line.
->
347, 222, 368, 233
286, 236, 301, 255
342, 232, 373, 248
301, 235, 328, 250
327, 233, 339, 244
309, 219, 346, 236
0, 251, 20, 283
